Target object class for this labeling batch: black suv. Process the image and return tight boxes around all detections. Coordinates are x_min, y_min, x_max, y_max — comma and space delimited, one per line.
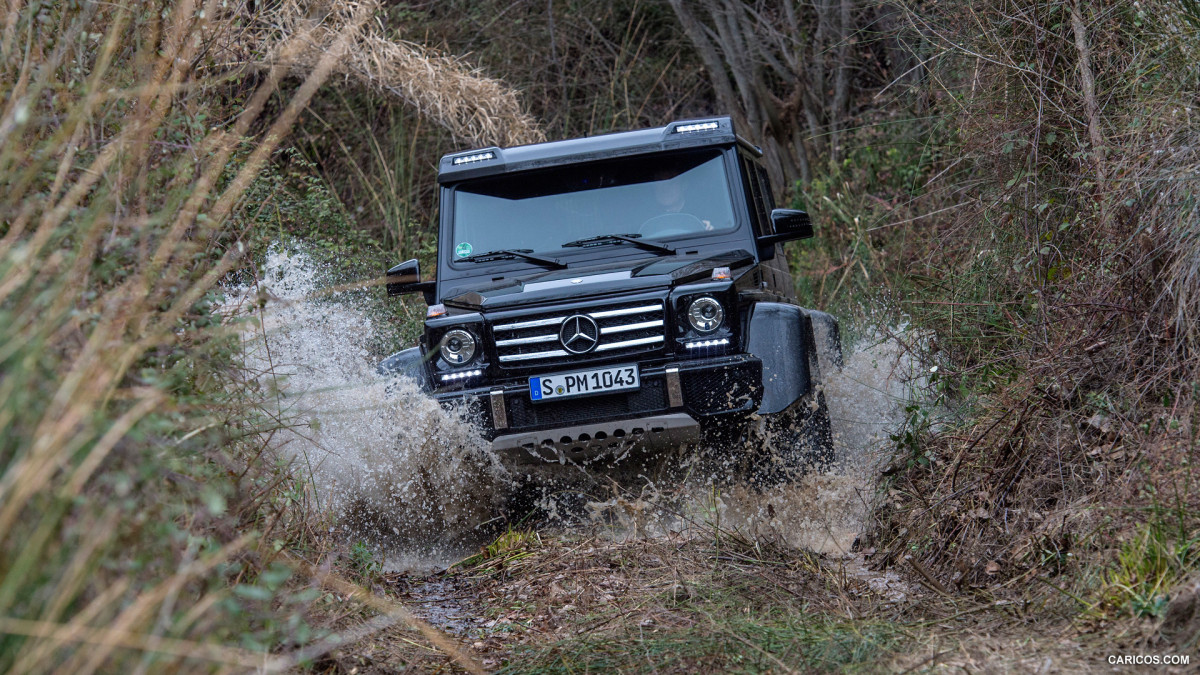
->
381, 117, 841, 469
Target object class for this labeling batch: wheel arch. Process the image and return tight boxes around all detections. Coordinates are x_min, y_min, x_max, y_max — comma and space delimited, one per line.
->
376, 346, 433, 391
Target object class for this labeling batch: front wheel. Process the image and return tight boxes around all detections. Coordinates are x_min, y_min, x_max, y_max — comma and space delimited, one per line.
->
744, 392, 835, 486
789, 390, 834, 470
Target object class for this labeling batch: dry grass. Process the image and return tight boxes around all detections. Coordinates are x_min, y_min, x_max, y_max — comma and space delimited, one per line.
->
859, 0, 1200, 608
408, 527, 900, 672
229, 0, 544, 147
344, 523, 1126, 673
0, 1, 508, 671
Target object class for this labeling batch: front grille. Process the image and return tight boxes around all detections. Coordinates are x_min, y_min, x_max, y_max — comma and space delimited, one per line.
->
492, 300, 666, 368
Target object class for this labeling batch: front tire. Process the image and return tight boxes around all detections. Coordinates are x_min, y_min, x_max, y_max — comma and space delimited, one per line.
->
791, 390, 834, 470
751, 391, 835, 485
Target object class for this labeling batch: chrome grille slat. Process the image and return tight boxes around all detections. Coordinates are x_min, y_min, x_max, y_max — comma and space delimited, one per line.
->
589, 304, 662, 319
493, 301, 666, 367
494, 316, 567, 331
495, 334, 558, 347
600, 319, 662, 335
595, 335, 664, 351
499, 349, 569, 362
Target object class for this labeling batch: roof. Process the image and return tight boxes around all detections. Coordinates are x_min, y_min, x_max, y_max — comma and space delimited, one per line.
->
437, 116, 760, 184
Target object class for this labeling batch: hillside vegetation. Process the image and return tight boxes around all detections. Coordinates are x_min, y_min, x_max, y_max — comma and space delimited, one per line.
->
1, 0, 1198, 672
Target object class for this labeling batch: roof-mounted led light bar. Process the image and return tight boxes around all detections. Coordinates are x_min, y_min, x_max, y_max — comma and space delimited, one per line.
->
674, 121, 720, 133
452, 151, 496, 165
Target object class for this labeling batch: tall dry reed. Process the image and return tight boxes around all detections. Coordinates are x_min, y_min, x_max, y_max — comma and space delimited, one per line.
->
235, 0, 544, 147
0, 1, 487, 671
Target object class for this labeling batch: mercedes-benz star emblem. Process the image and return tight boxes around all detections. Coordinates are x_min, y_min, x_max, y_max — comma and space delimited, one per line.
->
559, 315, 599, 354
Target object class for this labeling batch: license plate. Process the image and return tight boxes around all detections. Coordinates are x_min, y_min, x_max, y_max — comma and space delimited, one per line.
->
529, 365, 639, 402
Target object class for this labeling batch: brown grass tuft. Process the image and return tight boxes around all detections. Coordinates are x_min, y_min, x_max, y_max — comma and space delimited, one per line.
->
231, 0, 545, 147
0, 2, 486, 670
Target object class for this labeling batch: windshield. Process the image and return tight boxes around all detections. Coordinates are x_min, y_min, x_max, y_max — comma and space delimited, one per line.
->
450, 149, 737, 261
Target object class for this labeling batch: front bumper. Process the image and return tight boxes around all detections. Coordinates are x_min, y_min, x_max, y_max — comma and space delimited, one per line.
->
493, 412, 702, 464
434, 353, 762, 462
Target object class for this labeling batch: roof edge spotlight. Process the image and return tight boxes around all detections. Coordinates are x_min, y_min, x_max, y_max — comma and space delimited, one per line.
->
674, 121, 720, 134
452, 151, 496, 165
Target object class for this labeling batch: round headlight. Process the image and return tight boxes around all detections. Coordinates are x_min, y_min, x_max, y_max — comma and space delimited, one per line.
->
687, 297, 724, 333
439, 329, 477, 365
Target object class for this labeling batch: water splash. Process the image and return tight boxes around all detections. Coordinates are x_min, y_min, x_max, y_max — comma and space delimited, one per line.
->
225, 247, 508, 569
581, 332, 919, 556
224, 247, 919, 565
825, 333, 920, 470
714, 334, 920, 555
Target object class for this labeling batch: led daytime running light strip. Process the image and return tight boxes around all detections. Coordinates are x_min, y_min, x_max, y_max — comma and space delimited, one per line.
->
685, 338, 730, 349
452, 151, 496, 165
675, 121, 719, 133
440, 369, 483, 382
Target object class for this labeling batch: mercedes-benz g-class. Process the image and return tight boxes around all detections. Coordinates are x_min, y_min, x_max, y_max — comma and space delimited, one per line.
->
380, 117, 841, 471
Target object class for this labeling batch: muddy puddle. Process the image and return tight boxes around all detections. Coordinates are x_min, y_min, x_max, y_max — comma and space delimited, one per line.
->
388, 576, 481, 635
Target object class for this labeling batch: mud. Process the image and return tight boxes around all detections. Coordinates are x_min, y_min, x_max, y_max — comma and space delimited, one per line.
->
389, 576, 481, 635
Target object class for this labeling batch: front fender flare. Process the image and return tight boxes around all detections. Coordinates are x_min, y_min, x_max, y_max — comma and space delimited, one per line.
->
745, 302, 821, 415
377, 346, 432, 392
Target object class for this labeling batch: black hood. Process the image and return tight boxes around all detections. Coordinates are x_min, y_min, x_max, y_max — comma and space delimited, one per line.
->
442, 250, 754, 311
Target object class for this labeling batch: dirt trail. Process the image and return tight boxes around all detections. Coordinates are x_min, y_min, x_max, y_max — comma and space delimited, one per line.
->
229, 251, 1136, 672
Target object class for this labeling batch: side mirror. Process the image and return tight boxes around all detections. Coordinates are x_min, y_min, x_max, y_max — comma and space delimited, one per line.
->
386, 259, 436, 304
758, 209, 814, 247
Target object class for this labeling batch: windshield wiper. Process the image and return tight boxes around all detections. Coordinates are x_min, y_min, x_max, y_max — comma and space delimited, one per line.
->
560, 233, 675, 255
458, 248, 567, 269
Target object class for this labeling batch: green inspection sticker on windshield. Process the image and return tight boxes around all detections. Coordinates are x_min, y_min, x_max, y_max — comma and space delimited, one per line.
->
454, 242, 473, 258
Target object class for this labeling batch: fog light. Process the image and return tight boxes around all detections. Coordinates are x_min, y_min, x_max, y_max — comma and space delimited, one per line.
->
440, 369, 483, 382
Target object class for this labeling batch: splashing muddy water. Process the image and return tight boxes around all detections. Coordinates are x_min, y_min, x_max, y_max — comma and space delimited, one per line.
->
695, 336, 922, 555
227, 248, 919, 567
226, 248, 509, 569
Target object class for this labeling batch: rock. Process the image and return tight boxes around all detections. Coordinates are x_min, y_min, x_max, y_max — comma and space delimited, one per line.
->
968, 507, 991, 520
1082, 413, 1116, 440
1159, 576, 1200, 649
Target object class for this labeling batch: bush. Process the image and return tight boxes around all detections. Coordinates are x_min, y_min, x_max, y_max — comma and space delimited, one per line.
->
861, 0, 1200, 593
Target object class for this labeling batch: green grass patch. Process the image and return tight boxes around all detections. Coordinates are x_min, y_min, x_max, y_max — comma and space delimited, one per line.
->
501, 577, 902, 674
1100, 499, 1200, 619
503, 614, 899, 674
